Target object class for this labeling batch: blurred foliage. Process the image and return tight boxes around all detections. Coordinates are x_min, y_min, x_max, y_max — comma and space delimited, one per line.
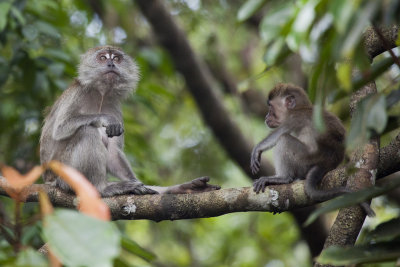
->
0, 0, 399, 266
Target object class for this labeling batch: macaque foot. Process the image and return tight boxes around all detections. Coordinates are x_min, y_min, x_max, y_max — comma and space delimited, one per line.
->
101, 181, 159, 197
253, 177, 270, 193
129, 184, 159, 195
168, 176, 221, 194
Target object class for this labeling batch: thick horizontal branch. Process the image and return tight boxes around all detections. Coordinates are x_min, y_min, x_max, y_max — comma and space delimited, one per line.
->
0, 178, 314, 221
1, 130, 399, 221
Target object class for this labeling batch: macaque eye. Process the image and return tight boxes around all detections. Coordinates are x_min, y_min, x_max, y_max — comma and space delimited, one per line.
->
113, 55, 122, 63
100, 55, 107, 61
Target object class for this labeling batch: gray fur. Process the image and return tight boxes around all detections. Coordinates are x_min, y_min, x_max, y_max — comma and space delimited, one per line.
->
250, 84, 374, 216
40, 46, 156, 197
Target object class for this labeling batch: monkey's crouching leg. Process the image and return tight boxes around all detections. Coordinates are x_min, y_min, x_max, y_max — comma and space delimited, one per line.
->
104, 138, 158, 196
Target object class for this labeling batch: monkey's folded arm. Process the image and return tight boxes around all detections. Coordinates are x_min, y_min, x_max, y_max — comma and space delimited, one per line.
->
52, 113, 115, 141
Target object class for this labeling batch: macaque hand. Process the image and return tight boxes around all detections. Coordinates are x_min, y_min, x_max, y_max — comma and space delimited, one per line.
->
101, 114, 124, 137
173, 176, 221, 194
105, 123, 124, 137
250, 148, 261, 174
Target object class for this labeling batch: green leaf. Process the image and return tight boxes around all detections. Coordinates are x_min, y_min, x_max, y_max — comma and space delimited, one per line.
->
304, 174, 400, 226
292, 0, 317, 33
0, 57, 9, 87
22, 25, 39, 41
263, 39, 290, 66
237, 0, 267, 22
259, 3, 294, 44
312, 103, 325, 132
352, 56, 395, 90
34, 21, 61, 39
346, 107, 367, 149
46, 48, 72, 62
121, 235, 156, 262
113, 258, 131, 267
317, 243, 400, 265
347, 94, 387, 150
138, 47, 163, 68
0, 1, 12, 31
10, 6, 26, 26
366, 95, 387, 133
287, 0, 318, 50
386, 88, 400, 109
329, 0, 354, 33
363, 218, 400, 243
43, 209, 121, 267
341, 1, 378, 57
14, 248, 47, 267
336, 61, 352, 91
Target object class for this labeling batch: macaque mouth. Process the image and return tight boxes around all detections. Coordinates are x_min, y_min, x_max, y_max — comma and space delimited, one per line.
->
104, 70, 119, 76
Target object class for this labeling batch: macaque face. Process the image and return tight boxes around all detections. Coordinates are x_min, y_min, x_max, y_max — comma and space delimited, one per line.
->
96, 50, 124, 80
78, 46, 139, 93
265, 97, 288, 128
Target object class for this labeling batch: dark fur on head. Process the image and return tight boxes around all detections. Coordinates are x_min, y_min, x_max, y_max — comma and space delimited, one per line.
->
268, 83, 312, 108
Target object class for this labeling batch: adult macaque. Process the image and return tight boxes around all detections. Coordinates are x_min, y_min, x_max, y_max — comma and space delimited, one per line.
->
250, 83, 374, 216
40, 46, 219, 197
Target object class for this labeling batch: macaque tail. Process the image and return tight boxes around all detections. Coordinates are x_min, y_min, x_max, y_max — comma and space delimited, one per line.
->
305, 166, 375, 217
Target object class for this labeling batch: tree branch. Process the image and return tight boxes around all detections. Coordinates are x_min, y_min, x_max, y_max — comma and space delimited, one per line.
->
363, 25, 399, 60
2, 131, 400, 223
1, 128, 399, 223
0, 177, 315, 221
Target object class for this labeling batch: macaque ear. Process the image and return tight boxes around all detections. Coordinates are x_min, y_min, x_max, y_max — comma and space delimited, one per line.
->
285, 95, 296, 109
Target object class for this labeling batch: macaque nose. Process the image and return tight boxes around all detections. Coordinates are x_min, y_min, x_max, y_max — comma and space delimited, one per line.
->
107, 59, 115, 68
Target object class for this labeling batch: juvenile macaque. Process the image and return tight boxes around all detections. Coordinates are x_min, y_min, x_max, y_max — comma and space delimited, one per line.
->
250, 83, 374, 216
40, 46, 219, 197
